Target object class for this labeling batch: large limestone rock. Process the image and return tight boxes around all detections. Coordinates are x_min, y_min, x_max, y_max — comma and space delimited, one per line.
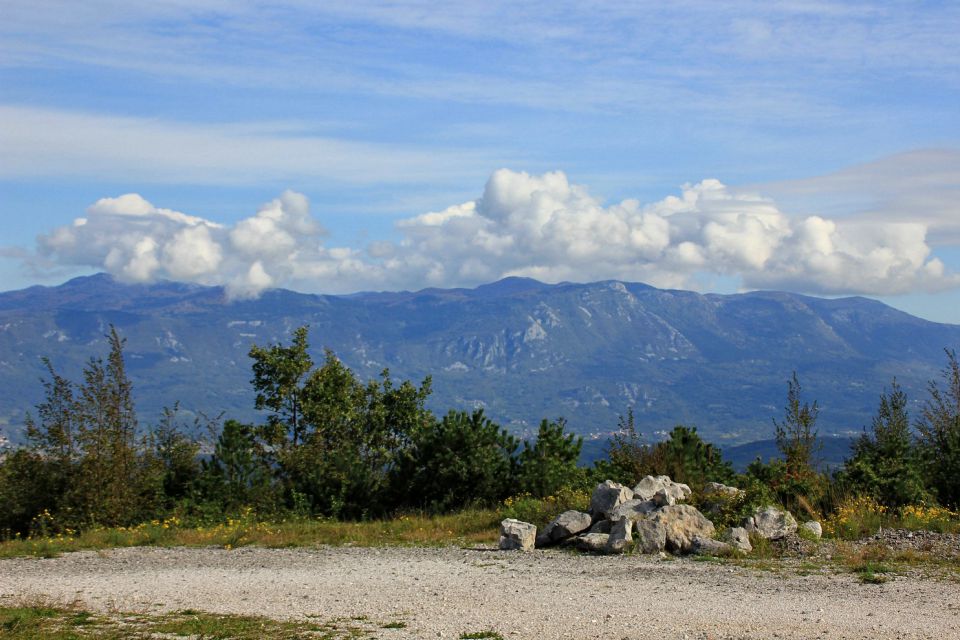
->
499, 519, 537, 551
609, 498, 657, 523
726, 526, 752, 553
633, 475, 691, 503
801, 520, 823, 539
634, 519, 667, 554
746, 506, 798, 541
691, 535, 732, 556
590, 480, 634, 520
537, 510, 592, 547
576, 532, 610, 553
606, 516, 633, 554
649, 504, 716, 554
588, 519, 612, 534
702, 482, 744, 499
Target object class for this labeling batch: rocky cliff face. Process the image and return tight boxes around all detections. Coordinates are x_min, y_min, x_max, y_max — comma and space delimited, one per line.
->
1, 274, 958, 446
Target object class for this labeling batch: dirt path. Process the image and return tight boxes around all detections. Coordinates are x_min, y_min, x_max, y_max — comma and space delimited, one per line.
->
2, 545, 958, 639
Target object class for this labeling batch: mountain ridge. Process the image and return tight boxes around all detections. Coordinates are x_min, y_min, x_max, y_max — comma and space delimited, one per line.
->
1, 274, 957, 449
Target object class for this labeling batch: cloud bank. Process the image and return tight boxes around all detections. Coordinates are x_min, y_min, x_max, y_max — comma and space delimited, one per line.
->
35, 170, 959, 299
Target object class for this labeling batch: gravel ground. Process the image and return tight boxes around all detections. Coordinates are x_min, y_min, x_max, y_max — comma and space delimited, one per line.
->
2, 545, 959, 639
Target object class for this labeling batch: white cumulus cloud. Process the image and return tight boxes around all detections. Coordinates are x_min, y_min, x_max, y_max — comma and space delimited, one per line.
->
32, 170, 960, 298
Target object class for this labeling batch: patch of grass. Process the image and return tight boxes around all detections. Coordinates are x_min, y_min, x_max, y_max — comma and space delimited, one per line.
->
857, 563, 891, 584
381, 620, 407, 629
148, 609, 335, 639
0, 604, 376, 639
795, 560, 825, 576
1, 605, 60, 632
0, 603, 127, 639
746, 531, 776, 560
691, 554, 724, 563
0, 508, 503, 558
460, 631, 505, 639
832, 542, 897, 584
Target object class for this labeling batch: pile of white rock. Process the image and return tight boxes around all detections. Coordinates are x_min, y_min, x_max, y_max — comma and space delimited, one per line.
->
499, 476, 820, 556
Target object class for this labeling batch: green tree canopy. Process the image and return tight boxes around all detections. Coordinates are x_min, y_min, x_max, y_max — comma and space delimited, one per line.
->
516, 418, 584, 497
842, 380, 927, 508
917, 349, 960, 507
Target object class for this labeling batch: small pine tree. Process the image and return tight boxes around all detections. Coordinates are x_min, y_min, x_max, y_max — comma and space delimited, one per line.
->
72, 327, 141, 526
654, 425, 735, 489
199, 419, 270, 511
842, 380, 927, 508
516, 418, 584, 497
771, 372, 825, 512
602, 408, 657, 485
140, 405, 203, 515
774, 372, 821, 482
916, 349, 960, 507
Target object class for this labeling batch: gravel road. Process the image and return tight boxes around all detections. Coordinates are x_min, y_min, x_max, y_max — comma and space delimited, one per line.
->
2, 545, 958, 639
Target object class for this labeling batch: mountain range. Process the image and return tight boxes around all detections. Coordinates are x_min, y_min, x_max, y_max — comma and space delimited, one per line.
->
1, 274, 958, 458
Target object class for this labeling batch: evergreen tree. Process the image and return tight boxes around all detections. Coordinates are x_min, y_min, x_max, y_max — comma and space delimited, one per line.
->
842, 380, 927, 507
774, 372, 821, 482
516, 418, 584, 497
21, 358, 79, 524
72, 327, 141, 526
770, 372, 825, 512
140, 405, 203, 515
247, 328, 432, 517
393, 409, 518, 512
917, 349, 960, 507
601, 408, 657, 485
199, 419, 271, 511
654, 425, 735, 488
25, 358, 79, 467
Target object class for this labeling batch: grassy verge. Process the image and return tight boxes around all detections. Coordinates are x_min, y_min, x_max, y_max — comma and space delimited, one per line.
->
0, 489, 594, 559
0, 602, 407, 639
0, 509, 502, 559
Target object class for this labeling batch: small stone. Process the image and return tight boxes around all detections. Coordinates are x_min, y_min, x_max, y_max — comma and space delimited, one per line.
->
576, 533, 611, 553
606, 516, 633, 554
726, 526, 752, 553
801, 521, 823, 539
745, 505, 798, 540
538, 510, 593, 547
499, 519, 537, 552
691, 535, 732, 556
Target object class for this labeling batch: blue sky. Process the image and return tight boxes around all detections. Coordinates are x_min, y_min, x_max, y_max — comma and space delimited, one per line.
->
2, 1, 959, 321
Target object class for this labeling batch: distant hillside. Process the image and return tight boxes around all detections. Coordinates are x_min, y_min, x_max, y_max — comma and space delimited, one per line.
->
1, 274, 958, 448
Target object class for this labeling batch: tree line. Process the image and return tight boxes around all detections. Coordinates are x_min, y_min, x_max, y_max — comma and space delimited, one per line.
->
1, 326, 958, 538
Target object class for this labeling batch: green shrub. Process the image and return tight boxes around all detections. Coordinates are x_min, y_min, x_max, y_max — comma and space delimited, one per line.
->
500, 487, 590, 528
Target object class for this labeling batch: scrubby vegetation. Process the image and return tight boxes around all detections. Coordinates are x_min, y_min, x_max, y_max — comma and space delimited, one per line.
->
1, 326, 958, 551
0, 602, 387, 639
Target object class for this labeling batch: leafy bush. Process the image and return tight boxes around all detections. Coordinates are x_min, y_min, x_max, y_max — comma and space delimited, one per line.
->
822, 495, 887, 540
898, 504, 959, 533
500, 487, 590, 528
